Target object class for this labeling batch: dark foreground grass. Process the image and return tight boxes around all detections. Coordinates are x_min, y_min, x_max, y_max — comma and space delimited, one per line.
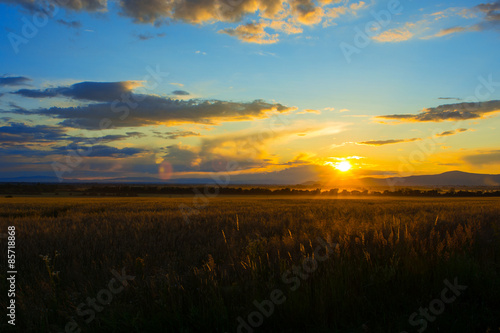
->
0, 197, 499, 332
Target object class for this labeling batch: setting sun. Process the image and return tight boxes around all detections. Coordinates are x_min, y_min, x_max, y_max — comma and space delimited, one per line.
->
335, 161, 352, 172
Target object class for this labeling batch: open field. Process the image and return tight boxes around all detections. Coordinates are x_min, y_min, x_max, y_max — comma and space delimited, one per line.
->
1, 197, 500, 332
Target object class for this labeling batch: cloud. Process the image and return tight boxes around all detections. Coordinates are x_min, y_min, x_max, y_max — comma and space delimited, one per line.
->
161, 133, 273, 173
161, 143, 202, 171
356, 138, 421, 146
372, 26, 414, 43
56, 19, 82, 28
424, 24, 482, 39
153, 130, 200, 139
0, 144, 56, 158
0, 76, 32, 87
12, 94, 295, 129
76, 132, 146, 143
8, 81, 295, 129
118, 0, 287, 24
297, 109, 321, 114
475, 1, 500, 30
171, 90, 190, 95
13, 81, 142, 102
160, 122, 344, 173
268, 20, 303, 34
463, 149, 500, 166
54, 144, 147, 158
136, 32, 166, 40
0, 123, 149, 170
0, 122, 68, 143
438, 97, 462, 100
435, 128, 468, 137
255, 51, 278, 57
424, 1, 500, 39
2, 0, 369, 44
0, 0, 107, 13
290, 0, 324, 25
431, 26, 477, 38
377, 100, 500, 123
220, 22, 279, 44
0, 143, 146, 159
0, 123, 146, 147
373, 6, 494, 42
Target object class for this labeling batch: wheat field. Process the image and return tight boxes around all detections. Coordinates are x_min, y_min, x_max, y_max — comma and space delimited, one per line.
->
0, 196, 499, 332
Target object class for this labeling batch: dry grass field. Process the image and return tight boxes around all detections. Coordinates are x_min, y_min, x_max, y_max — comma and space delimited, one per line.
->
1, 196, 499, 332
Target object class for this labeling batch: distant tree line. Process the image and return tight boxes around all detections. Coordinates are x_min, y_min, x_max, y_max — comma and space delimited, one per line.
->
1, 183, 500, 197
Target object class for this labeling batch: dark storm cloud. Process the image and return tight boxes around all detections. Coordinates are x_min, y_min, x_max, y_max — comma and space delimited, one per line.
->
0, 76, 32, 87
13, 81, 139, 102
377, 100, 500, 122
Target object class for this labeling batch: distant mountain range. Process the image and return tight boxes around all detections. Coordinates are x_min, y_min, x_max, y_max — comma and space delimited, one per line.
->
0, 171, 499, 187
358, 171, 500, 187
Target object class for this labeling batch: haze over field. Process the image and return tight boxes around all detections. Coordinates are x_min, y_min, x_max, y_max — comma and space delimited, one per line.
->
1, 0, 499, 183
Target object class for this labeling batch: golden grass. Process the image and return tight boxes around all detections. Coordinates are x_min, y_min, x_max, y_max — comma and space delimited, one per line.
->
0, 197, 499, 332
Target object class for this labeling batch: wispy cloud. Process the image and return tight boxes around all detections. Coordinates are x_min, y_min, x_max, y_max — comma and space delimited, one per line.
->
297, 109, 321, 114
171, 90, 190, 96
435, 128, 468, 137
377, 100, 500, 123
438, 97, 462, 100
220, 22, 279, 44
153, 130, 200, 140
372, 5, 493, 43
372, 24, 415, 43
136, 32, 166, 40
0, 75, 32, 87
356, 138, 421, 146
56, 19, 82, 29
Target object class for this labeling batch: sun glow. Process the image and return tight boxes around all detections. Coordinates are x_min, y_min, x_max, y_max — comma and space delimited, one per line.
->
335, 161, 352, 172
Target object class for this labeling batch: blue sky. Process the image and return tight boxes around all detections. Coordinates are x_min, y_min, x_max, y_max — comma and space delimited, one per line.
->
1, 0, 500, 183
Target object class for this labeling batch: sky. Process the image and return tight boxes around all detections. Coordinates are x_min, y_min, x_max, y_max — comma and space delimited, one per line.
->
0, 0, 499, 184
